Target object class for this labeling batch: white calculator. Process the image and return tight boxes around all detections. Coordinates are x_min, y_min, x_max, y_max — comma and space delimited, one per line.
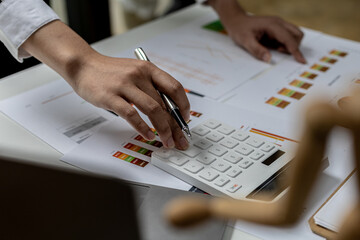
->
151, 119, 295, 202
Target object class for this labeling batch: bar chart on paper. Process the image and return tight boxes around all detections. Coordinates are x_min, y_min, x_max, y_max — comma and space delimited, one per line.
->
223, 36, 360, 122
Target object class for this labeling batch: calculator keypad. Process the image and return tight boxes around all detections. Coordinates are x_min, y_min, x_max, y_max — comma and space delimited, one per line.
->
152, 119, 282, 198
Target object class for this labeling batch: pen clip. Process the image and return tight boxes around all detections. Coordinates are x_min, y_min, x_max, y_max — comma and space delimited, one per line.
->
134, 47, 150, 61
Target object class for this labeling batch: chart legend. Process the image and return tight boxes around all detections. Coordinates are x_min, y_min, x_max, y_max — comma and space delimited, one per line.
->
311, 64, 329, 72
134, 135, 162, 148
112, 151, 149, 167
320, 56, 337, 64
330, 49, 348, 57
300, 71, 318, 80
266, 97, 290, 109
203, 20, 227, 35
150, 128, 158, 136
190, 110, 203, 118
123, 143, 153, 157
250, 128, 299, 144
290, 79, 312, 89
278, 88, 305, 100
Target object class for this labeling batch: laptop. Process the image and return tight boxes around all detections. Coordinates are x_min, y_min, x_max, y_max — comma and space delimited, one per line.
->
0, 156, 227, 240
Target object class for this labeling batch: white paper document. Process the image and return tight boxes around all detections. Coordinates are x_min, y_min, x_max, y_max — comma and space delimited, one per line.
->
0, 80, 116, 154
314, 173, 357, 232
223, 33, 360, 123
119, 12, 271, 100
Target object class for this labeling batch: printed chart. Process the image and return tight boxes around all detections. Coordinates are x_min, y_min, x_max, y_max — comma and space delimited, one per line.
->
223, 32, 360, 123
119, 13, 270, 100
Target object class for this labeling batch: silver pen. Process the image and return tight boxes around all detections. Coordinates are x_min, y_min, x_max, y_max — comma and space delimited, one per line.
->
134, 47, 191, 138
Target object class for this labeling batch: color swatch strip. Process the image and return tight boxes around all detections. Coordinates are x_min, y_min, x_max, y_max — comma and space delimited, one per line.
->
300, 71, 318, 80
311, 64, 329, 72
266, 97, 290, 109
330, 49, 348, 57
320, 56, 337, 64
278, 88, 305, 100
190, 110, 203, 118
203, 20, 227, 35
250, 128, 299, 143
123, 143, 153, 157
150, 128, 158, 136
113, 151, 149, 167
184, 88, 205, 97
290, 79, 312, 89
134, 135, 163, 148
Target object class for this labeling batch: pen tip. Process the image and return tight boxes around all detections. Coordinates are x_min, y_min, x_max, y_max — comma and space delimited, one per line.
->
184, 128, 192, 138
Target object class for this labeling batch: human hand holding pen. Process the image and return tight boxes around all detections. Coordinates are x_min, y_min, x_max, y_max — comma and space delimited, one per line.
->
135, 48, 192, 138
21, 20, 190, 150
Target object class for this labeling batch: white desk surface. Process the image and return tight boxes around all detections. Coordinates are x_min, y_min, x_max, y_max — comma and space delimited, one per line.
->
1, 4, 347, 240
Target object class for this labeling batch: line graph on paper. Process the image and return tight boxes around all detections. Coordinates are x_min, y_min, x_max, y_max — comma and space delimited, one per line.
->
176, 41, 236, 62
148, 51, 225, 86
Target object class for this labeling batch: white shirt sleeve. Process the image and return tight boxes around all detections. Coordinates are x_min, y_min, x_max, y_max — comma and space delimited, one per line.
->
0, 0, 59, 62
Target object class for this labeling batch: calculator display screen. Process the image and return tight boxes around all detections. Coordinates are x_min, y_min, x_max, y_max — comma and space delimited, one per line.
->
262, 150, 285, 166
246, 162, 291, 201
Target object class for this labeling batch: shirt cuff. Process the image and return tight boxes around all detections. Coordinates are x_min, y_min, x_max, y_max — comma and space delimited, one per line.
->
0, 0, 59, 62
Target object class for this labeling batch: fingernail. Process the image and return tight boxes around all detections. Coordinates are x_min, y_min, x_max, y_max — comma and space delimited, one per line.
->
179, 137, 189, 150
166, 137, 175, 148
185, 112, 191, 122
301, 56, 307, 64
262, 52, 271, 63
146, 130, 156, 140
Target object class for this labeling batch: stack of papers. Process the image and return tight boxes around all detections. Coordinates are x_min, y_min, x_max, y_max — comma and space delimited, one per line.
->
314, 173, 357, 232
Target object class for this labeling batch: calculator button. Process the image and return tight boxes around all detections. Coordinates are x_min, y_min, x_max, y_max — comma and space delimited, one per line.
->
206, 132, 224, 142
194, 139, 213, 150
224, 152, 242, 164
261, 143, 275, 152
217, 125, 235, 135
226, 183, 242, 193
226, 168, 242, 178
231, 131, 249, 141
239, 159, 253, 169
169, 155, 189, 166
192, 125, 210, 136
195, 154, 216, 165
203, 119, 221, 129
154, 149, 174, 159
214, 177, 230, 187
234, 143, 254, 156
208, 145, 228, 157
211, 160, 231, 172
184, 161, 203, 173
250, 151, 264, 160
176, 145, 201, 158
220, 138, 239, 149
246, 136, 264, 148
199, 169, 219, 181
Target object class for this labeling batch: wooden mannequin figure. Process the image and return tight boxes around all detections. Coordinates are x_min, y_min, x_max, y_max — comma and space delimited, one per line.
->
165, 91, 360, 240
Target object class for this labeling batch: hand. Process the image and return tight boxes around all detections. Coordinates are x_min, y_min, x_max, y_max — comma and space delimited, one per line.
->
21, 20, 190, 150
208, 0, 306, 64
74, 54, 191, 150
224, 14, 306, 64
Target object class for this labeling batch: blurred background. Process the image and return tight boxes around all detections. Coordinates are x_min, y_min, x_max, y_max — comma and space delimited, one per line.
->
1, 0, 359, 78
